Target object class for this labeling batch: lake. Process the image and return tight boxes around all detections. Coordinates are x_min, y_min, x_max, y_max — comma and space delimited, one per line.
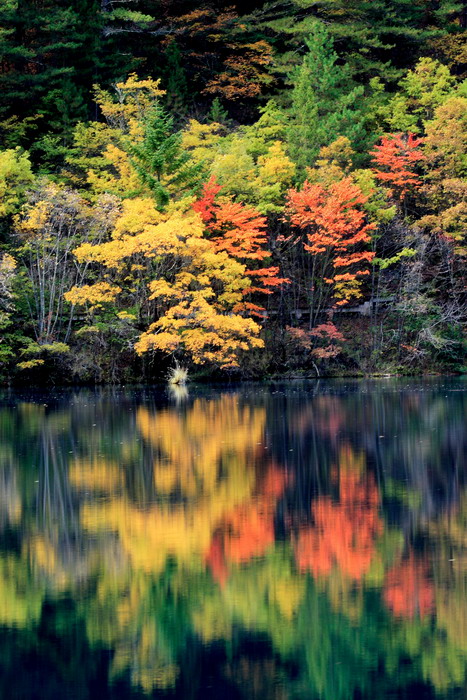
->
0, 378, 465, 700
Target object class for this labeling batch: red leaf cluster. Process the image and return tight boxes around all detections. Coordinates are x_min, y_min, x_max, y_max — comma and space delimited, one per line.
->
286, 177, 375, 304
194, 178, 288, 312
370, 132, 426, 200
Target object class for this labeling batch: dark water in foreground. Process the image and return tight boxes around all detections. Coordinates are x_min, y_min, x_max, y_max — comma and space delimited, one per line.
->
0, 378, 465, 700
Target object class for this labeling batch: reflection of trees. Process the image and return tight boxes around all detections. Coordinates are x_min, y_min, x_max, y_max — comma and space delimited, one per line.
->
295, 447, 383, 581
272, 380, 466, 524
78, 396, 266, 575
383, 554, 434, 619
0, 382, 465, 698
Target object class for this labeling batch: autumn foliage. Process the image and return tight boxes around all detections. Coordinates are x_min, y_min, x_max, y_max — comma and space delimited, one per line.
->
383, 554, 435, 619
287, 322, 346, 360
205, 463, 288, 584
286, 177, 375, 305
194, 178, 287, 313
370, 132, 426, 201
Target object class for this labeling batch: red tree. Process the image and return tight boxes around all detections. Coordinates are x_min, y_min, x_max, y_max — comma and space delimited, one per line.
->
370, 132, 426, 201
286, 177, 375, 306
194, 178, 287, 314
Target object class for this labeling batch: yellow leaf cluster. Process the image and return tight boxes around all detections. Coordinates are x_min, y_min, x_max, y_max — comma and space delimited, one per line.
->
64, 281, 121, 306
182, 120, 295, 214
68, 198, 264, 366
94, 73, 165, 138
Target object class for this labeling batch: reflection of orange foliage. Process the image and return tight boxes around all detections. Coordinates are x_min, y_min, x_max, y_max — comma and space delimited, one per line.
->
205, 465, 288, 582
224, 502, 275, 564
290, 396, 345, 441
205, 534, 229, 587
384, 555, 434, 619
295, 447, 382, 580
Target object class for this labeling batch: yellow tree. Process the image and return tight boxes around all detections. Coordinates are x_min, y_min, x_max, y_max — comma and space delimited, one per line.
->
65, 197, 263, 368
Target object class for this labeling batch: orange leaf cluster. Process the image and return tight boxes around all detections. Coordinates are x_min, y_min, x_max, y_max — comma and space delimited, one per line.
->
203, 41, 274, 100
286, 177, 375, 304
194, 178, 287, 311
370, 132, 426, 200
295, 447, 383, 580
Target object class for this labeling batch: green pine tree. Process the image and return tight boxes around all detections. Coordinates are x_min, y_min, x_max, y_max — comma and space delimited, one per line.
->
208, 98, 230, 126
258, 0, 466, 83
0, 0, 141, 163
130, 104, 204, 210
287, 22, 368, 174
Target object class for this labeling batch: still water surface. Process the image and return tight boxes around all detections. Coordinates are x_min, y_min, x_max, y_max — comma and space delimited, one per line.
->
0, 378, 465, 699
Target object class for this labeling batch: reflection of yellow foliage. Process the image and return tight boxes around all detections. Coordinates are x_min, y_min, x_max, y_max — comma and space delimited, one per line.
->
272, 577, 305, 620
111, 599, 179, 692
29, 535, 57, 572
26, 535, 69, 589
138, 397, 263, 497
192, 596, 233, 642
323, 574, 364, 622
79, 396, 265, 575
192, 550, 304, 645
430, 489, 467, 665
69, 457, 123, 492
437, 583, 467, 653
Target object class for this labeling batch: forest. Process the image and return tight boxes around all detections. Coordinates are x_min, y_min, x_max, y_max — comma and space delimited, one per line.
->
0, 0, 465, 383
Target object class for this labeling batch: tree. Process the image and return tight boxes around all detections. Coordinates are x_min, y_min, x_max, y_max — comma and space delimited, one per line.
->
418, 96, 467, 252
370, 132, 426, 203
0, 252, 19, 369
130, 104, 203, 209
286, 176, 375, 315
163, 40, 189, 114
65, 197, 264, 367
255, 0, 466, 83
0, 0, 139, 162
182, 102, 295, 214
287, 23, 368, 173
193, 178, 287, 313
15, 182, 118, 354
380, 58, 459, 134
0, 148, 34, 218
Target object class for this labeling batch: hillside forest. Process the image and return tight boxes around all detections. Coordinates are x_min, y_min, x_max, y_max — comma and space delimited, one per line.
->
0, 0, 466, 382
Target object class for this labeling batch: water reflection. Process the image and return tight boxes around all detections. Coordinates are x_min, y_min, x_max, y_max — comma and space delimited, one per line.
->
0, 380, 465, 699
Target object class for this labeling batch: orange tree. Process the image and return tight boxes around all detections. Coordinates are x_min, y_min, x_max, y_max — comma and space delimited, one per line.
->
370, 132, 426, 206
193, 178, 287, 315
285, 176, 375, 322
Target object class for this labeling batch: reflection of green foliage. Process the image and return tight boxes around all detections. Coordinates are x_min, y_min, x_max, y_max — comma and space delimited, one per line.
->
383, 478, 423, 508
0, 554, 44, 628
